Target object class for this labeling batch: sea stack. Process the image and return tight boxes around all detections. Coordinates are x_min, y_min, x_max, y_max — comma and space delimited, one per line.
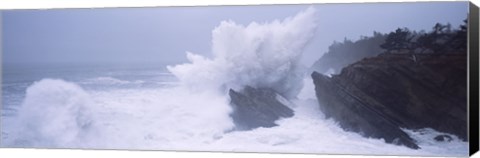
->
229, 86, 294, 130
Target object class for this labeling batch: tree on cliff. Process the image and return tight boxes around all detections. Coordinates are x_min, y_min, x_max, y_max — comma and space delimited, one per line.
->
312, 20, 468, 74
450, 19, 468, 52
382, 21, 467, 54
380, 28, 414, 53
310, 32, 387, 74
418, 23, 453, 53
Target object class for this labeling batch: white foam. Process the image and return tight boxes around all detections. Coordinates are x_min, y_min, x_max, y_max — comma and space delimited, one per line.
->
5, 79, 95, 148
297, 76, 317, 100
167, 7, 318, 99
403, 128, 469, 156
76, 86, 234, 150
2, 77, 468, 156
325, 68, 336, 77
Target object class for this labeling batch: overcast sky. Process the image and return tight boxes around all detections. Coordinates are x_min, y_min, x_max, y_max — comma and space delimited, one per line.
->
1, 2, 469, 66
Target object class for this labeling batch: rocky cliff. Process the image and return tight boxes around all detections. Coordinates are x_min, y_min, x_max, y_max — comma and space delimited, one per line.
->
311, 53, 467, 149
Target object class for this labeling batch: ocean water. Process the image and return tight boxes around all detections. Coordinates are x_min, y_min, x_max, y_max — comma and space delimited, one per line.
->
0, 7, 469, 156
0, 63, 468, 156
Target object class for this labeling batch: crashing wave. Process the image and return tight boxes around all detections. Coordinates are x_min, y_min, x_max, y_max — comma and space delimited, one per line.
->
6, 79, 94, 148
167, 7, 318, 99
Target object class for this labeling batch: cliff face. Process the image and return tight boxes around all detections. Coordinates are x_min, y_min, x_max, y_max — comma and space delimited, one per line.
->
229, 86, 294, 130
311, 53, 467, 149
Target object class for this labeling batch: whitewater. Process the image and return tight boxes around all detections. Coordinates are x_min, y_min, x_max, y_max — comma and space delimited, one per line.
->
0, 7, 468, 156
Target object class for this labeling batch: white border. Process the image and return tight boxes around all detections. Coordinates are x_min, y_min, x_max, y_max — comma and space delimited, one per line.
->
0, 0, 478, 158
0, 0, 470, 9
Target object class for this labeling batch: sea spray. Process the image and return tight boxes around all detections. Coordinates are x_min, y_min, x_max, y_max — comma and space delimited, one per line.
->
6, 79, 94, 148
69, 86, 235, 150
167, 7, 318, 99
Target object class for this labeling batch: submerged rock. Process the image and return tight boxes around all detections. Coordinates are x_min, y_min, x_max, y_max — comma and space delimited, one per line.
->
434, 135, 453, 142
311, 53, 467, 149
229, 86, 294, 130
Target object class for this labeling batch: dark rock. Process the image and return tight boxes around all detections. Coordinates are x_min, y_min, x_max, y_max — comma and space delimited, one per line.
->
434, 135, 453, 142
311, 72, 420, 149
311, 53, 467, 149
229, 86, 294, 130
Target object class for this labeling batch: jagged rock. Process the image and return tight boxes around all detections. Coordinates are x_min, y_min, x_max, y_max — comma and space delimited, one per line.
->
311, 53, 467, 149
434, 135, 453, 142
229, 86, 294, 130
312, 72, 420, 149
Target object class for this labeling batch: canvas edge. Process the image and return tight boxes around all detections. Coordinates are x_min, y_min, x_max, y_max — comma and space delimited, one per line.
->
469, 1, 480, 156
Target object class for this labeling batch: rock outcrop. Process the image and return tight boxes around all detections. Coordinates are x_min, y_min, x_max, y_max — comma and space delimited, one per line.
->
311, 53, 467, 149
229, 86, 294, 130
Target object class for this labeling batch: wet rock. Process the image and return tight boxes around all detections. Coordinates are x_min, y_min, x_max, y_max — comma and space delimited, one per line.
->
434, 135, 453, 142
312, 72, 419, 149
311, 53, 467, 149
229, 86, 294, 130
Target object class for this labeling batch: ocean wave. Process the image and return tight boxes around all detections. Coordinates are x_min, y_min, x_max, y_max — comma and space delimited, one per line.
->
82, 77, 145, 85
3, 79, 96, 148
1, 77, 468, 156
167, 7, 317, 99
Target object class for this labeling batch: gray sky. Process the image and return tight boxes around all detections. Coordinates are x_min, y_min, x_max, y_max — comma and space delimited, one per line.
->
1, 2, 469, 66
